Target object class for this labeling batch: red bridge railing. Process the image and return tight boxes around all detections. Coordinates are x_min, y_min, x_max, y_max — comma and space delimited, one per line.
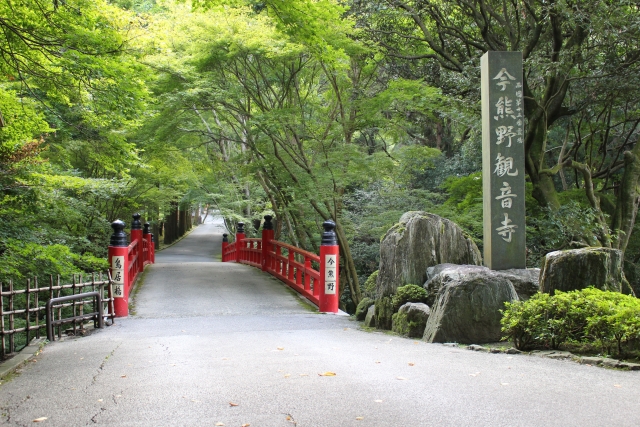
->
108, 213, 156, 317
222, 216, 339, 312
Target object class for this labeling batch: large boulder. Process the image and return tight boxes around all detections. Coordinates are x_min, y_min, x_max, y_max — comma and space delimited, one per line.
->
423, 270, 519, 344
424, 264, 488, 306
495, 268, 540, 301
374, 296, 393, 330
540, 248, 627, 294
377, 212, 482, 298
355, 297, 375, 321
424, 264, 539, 304
364, 305, 376, 327
392, 302, 431, 338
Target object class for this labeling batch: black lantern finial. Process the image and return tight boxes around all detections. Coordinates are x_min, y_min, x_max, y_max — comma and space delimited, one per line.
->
321, 220, 337, 246
110, 220, 128, 247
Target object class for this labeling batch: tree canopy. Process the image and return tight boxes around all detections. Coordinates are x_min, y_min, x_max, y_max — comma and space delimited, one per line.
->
2, 0, 640, 306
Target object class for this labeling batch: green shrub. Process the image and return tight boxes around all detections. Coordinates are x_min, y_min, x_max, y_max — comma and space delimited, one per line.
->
74, 253, 109, 274
363, 270, 378, 298
502, 288, 640, 356
391, 284, 428, 311
0, 239, 107, 283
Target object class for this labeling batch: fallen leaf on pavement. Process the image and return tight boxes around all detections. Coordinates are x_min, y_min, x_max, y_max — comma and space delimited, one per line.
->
396, 377, 407, 380
318, 372, 336, 376
501, 383, 509, 386
299, 373, 308, 376
284, 374, 291, 378
215, 423, 225, 426
356, 417, 364, 420
241, 424, 250, 427
408, 362, 415, 366
120, 375, 127, 378
229, 402, 239, 407
277, 347, 284, 350
33, 417, 47, 422
374, 400, 383, 403
614, 384, 622, 388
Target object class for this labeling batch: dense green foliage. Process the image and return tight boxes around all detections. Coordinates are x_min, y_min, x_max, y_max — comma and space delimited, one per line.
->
1, 0, 639, 312
501, 289, 640, 356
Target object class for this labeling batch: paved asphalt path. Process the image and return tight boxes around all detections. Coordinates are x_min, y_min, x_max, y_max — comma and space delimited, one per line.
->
1, 218, 640, 427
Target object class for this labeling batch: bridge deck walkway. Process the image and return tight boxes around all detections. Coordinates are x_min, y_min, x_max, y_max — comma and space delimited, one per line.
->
1, 219, 639, 426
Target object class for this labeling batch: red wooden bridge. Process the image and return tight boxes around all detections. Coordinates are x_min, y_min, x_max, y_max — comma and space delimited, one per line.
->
220, 216, 340, 313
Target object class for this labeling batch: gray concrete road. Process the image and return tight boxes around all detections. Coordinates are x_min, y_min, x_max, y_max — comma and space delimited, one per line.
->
1, 220, 640, 426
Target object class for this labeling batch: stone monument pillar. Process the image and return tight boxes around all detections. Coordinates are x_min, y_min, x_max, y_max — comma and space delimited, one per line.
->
481, 51, 526, 270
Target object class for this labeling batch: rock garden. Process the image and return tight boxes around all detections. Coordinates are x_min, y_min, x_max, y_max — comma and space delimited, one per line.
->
357, 211, 640, 369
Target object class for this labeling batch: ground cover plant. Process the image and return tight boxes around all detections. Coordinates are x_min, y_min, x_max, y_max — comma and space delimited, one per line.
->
501, 288, 640, 360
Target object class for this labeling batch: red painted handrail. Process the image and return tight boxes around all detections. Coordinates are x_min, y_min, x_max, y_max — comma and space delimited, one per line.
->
224, 237, 321, 306
108, 215, 156, 317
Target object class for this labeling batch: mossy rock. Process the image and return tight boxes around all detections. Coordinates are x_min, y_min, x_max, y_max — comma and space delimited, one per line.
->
391, 284, 428, 311
364, 305, 376, 327
540, 247, 626, 294
374, 296, 393, 330
355, 297, 375, 321
363, 271, 379, 298
377, 211, 482, 299
392, 302, 431, 338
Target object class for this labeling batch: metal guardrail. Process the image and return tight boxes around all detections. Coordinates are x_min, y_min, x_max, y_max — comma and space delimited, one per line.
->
46, 292, 104, 342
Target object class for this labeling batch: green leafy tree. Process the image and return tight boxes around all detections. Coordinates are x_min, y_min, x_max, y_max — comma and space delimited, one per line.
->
356, 0, 640, 253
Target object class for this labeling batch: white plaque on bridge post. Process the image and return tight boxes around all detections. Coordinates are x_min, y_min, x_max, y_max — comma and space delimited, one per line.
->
481, 51, 526, 270
111, 256, 125, 298
324, 254, 337, 295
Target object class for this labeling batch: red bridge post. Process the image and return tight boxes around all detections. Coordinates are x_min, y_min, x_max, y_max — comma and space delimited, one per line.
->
262, 215, 274, 271
108, 220, 129, 317
319, 220, 339, 313
235, 222, 246, 262
150, 229, 155, 263
222, 234, 229, 261
131, 213, 143, 273
143, 222, 153, 265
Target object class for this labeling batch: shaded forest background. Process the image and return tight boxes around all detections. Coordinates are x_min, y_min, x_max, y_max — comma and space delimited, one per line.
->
2, 0, 640, 311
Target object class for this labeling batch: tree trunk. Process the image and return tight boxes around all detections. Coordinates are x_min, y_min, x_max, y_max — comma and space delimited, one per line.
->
613, 144, 640, 253
525, 119, 561, 210
164, 202, 178, 245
